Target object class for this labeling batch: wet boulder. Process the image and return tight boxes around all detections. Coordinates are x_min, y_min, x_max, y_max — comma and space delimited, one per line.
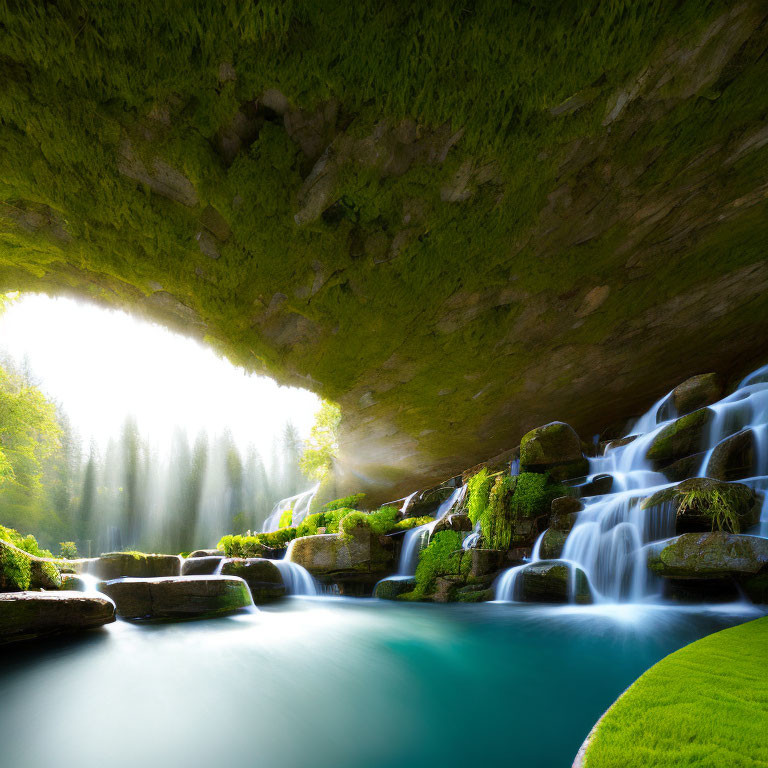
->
706, 429, 755, 481
672, 373, 722, 417
516, 561, 592, 604
90, 552, 181, 580
647, 532, 768, 580
431, 513, 472, 535
59, 575, 88, 591
660, 452, 706, 482
645, 408, 713, 466
403, 486, 455, 519
469, 548, 519, 579
539, 528, 568, 560
520, 422, 588, 481
374, 577, 416, 600
181, 556, 223, 576
220, 558, 286, 602
550, 496, 583, 532
642, 477, 757, 534
188, 549, 225, 558
0, 592, 115, 645
573, 474, 613, 498
98, 576, 252, 620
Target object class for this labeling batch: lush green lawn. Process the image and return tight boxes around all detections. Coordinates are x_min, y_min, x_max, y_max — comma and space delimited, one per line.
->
583, 616, 768, 768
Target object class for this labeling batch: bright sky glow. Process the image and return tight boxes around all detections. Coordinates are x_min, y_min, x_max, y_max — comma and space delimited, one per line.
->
0, 294, 321, 458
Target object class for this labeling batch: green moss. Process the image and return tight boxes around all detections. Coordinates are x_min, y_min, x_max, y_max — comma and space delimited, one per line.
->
217, 528, 297, 557
481, 475, 517, 550
583, 617, 768, 767
392, 515, 434, 531
278, 508, 293, 529
320, 494, 366, 514
0, 540, 32, 590
467, 468, 494, 527
1, 2, 764, 491
411, 530, 464, 598
645, 408, 712, 463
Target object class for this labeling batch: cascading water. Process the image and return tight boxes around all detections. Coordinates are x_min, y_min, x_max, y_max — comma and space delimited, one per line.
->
497, 364, 768, 604
272, 560, 320, 596
262, 484, 319, 532
395, 485, 467, 577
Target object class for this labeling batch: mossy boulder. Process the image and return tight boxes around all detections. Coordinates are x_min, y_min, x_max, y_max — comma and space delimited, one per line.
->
706, 429, 756, 481
0, 540, 62, 592
374, 577, 416, 601
520, 422, 588, 481
550, 496, 583, 531
220, 558, 286, 603
59, 575, 88, 591
645, 407, 713, 466
181, 556, 224, 576
642, 477, 757, 534
403, 487, 455, 519
672, 373, 722, 416
469, 548, 516, 579
90, 552, 182, 580
516, 560, 592, 604
188, 549, 225, 558
286, 529, 395, 585
98, 576, 252, 620
647, 533, 768, 580
0, 592, 116, 645
539, 528, 568, 560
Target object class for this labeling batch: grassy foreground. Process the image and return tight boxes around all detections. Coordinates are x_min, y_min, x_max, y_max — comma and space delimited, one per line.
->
583, 616, 768, 768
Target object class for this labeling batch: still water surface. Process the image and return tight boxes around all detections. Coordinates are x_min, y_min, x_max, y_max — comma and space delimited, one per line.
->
0, 599, 761, 768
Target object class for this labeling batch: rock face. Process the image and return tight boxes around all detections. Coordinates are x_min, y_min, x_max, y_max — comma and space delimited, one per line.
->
645, 408, 713, 466
516, 561, 592, 604
672, 373, 723, 416
431, 513, 472, 535
647, 533, 768, 579
286, 528, 395, 586
520, 422, 588, 481
0, 592, 115, 644
98, 576, 252, 620
642, 478, 758, 534
90, 553, 181, 580
3, 5, 768, 502
539, 529, 568, 560
374, 577, 416, 601
220, 559, 286, 602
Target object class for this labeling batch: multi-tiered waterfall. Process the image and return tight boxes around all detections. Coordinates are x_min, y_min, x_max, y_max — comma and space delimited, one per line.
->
498, 365, 768, 603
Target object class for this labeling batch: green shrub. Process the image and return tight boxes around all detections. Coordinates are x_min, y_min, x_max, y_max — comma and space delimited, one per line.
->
0, 524, 53, 558
0, 542, 32, 590
412, 531, 464, 597
278, 508, 294, 528
393, 515, 434, 531
217, 528, 297, 557
339, 506, 400, 540
59, 541, 78, 559
295, 507, 351, 537
509, 472, 567, 519
321, 494, 366, 513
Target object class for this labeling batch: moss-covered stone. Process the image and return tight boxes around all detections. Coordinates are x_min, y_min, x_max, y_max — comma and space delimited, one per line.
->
672, 373, 722, 416
645, 408, 713, 466
520, 422, 588, 481
705, 429, 756, 481
539, 528, 568, 560
642, 477, 757, 534
90, 552, 182, 580
516, 560, 592, 604
0, 539, 62, 592
647, 532, 768, 580
220, 558, 286, 603
374, 577, 416, 601
98, 576, 251, 620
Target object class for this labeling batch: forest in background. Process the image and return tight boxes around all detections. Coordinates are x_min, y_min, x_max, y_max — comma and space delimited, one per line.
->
0, 351, 317, 555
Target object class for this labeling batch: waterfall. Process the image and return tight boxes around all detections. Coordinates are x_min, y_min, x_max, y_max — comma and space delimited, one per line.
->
262, 484, 319, 532
396, 485, 466, 576
559, 367, 768, 603
272, 560, 319, 596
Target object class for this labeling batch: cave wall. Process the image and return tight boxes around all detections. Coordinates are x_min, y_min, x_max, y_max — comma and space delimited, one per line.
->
2, 2, 768, 500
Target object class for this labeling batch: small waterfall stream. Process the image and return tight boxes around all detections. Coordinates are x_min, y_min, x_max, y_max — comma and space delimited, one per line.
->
262, 484, 319, 532
497, 364, 768, 604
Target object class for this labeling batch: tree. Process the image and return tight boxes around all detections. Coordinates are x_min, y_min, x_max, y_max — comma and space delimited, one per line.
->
300, 400, 341, 481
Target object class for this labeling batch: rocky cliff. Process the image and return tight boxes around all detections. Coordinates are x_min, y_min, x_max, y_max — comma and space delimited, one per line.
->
1, 2, 768, 499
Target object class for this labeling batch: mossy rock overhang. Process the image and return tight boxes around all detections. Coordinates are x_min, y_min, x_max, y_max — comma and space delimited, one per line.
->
3, 4, 768, 502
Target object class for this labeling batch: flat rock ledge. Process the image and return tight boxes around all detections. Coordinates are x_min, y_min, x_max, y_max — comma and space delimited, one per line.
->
98, 576, 252, 620
0, 591, 116, 645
